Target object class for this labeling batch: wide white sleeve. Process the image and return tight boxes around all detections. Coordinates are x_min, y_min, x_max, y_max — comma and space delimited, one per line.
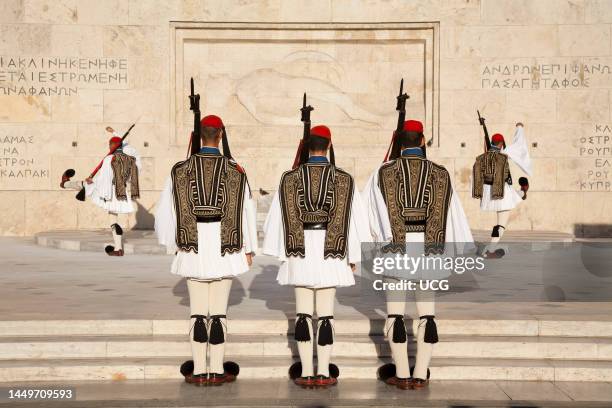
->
502, 125, 532, 176
445, 187, 476, 255
347, 184, 370, 264
262, 191, 286, 259
154, 177, 177, 253
241, 184, 258, 254
122, 143, 142, 170
85, 155, 113, 201
361, 169, 393, 242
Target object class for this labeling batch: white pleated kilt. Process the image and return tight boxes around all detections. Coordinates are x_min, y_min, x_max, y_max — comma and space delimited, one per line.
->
90, 189, 136, 214
383, 232, 453, 281
171, 222, 249, 280
276, 230, 355, 289
479, 184, 523, 212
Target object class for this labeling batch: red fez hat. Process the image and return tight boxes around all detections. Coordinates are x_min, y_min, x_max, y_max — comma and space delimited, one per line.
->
109, 136, 122, 144
491, 133, 505, 144
403, 120, 423, 133
310, 125, 331, 140
201, 115, 224, 129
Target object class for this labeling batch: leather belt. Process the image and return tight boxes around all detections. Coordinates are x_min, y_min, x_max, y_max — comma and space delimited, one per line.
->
304, 222, 328, 230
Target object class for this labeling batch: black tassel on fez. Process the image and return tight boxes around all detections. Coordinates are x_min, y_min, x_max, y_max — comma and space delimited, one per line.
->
209, 315, 226, 345
191, 315, 208, 343
294, 313, 312, 342
421, 315, 439, 344
389, 314, 407, 343
317, 316, 334, 346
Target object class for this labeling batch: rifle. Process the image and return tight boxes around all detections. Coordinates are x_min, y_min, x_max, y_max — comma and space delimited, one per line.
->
477, 110, 491, 152
75, 124, 136, 201
292, 93, 314, 169
386, 79, 410, 161
188, 77, 201, 156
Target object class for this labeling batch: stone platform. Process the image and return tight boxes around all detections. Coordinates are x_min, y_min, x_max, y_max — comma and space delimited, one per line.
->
1, 236, 612, 389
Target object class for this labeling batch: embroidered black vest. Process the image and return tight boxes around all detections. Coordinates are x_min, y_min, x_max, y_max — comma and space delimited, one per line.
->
472, 150, 511, 200
279, 163, 354, 259
378, 156, 452, 255
171, 153, 246, 254
111, 152, 139, 201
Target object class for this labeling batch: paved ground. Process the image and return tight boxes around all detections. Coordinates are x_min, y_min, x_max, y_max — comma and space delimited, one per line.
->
1, 379, 612, 407
0, 237, 611, 321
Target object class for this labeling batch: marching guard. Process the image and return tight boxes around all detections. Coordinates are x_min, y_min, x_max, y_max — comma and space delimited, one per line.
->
472, 114, 532, 258
60, 126, 140, 256
363, 81, 473, 390
263, 95, 369, 388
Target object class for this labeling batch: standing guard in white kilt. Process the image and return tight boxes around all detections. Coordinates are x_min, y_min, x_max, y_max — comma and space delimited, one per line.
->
263, 96, 368, 388
155, 114, 257, 386
473, 113, 532, 258
60, 126, 140, 256
363, 118, 473, 390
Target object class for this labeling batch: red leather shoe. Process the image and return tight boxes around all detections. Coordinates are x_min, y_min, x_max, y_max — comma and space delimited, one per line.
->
185, 373, 208, 386
105, 246, 124, 257
207, 373, 227, 386
294, 376, 316, 387
314, 375, 337, 387
60, 169, 75, 189
385, 376, 411, 390
410, 378, 429, 389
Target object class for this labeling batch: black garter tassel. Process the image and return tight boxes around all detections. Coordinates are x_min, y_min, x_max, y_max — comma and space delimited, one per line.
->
209, 315, 226, 345
389, 314, 407, 343
421, 315, 439, 344
191, 315, 208, 343
294, 313, 312, 342
317, 316, 334, 346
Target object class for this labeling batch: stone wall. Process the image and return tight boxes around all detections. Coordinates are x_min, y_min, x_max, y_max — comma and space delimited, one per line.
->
0, 0, 611, 236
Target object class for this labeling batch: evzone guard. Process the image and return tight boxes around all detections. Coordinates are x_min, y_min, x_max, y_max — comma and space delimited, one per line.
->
472, 112, 532, 258
155, 81, 257, 386
263, 94, 369, 388
363, 81, 473, 390
60, 125, 140, 256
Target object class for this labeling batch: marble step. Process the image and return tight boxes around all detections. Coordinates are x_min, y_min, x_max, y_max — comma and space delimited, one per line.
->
1, 319, 611, 338
1, 356, 611, 382
1, 334, 612, 361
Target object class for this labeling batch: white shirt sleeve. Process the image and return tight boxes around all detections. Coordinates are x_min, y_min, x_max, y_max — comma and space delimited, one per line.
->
154, 177, 177, 253
262, 191, 286, 259
361, 169, 393, 242
121, 143, 142, 171
85, 155, 114, 201
502, 125, 532, 176
444, 187, 476, 255
241, 183, 258, 254
347, 183, 370, 264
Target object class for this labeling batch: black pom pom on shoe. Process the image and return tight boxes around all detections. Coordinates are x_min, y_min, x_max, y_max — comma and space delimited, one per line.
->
288, 362, 302, 380
223, 361, 240, 377
104, 245, 115, 254
329, 363, 339, 379
180, 360, 194, 377
377, 363, 396, 381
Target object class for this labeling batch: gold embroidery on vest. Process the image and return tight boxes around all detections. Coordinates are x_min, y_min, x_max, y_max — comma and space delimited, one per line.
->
472, 151, 509, 200
379, 157, 452, 255
111, 152, 139, 201
171, 154, 246, 254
